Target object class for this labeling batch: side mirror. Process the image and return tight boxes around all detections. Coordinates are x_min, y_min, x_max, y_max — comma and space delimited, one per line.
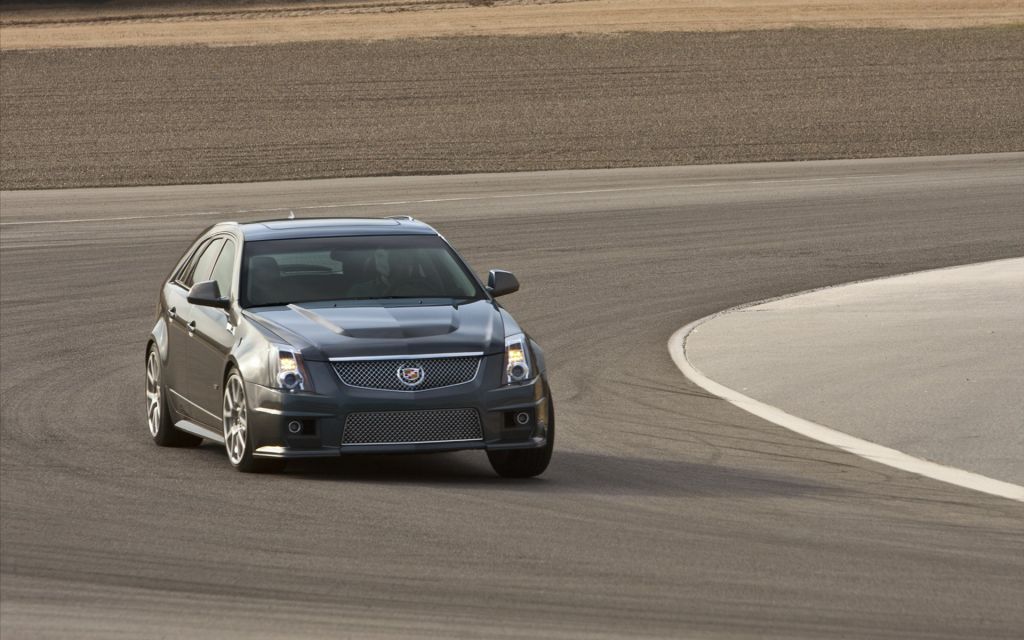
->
187, 280, 229, 309
486, 269, 519, 298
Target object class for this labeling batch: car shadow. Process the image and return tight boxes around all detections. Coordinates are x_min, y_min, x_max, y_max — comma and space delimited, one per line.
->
274, 448, 845, 499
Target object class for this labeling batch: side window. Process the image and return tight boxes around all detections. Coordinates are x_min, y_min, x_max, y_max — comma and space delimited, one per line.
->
210, 239, 237, 299
175, 238, 210, 288
186, 238, 225, 289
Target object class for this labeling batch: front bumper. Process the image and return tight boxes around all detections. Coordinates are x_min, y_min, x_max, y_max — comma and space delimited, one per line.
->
245, 355, 550, 459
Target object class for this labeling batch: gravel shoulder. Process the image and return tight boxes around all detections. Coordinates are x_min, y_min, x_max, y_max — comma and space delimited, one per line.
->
2, 27, 1022, 190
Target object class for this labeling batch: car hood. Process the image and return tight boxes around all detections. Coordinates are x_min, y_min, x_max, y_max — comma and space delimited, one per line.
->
243, 299, 505, 361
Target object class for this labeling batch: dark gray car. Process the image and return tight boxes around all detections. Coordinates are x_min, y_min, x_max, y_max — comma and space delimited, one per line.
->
145, 217, 553, 476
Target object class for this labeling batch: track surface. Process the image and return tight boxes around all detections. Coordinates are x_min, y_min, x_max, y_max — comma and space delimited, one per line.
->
2, 154, 1024, 638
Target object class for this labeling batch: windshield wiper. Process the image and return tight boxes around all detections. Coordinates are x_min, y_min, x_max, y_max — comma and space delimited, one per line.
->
248, 301, 294, 308
250, 295, 480, 306
342, 295, 471, 301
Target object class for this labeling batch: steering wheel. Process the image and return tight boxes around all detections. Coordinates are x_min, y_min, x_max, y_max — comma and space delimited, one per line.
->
387, 274, 436, 297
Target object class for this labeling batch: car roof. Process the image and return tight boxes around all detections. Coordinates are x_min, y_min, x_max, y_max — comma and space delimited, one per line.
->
224, 216, 439, 241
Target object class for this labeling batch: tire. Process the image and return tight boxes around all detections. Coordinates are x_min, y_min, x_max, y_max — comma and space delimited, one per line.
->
222, 369, 285, 474
487, 384, 555, 478
146, 347, 203, 447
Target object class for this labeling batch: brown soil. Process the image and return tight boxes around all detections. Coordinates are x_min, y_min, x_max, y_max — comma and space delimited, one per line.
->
2, 27, 1021, 189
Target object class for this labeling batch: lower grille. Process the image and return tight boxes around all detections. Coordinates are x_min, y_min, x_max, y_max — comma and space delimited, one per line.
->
342, 408, 483, 445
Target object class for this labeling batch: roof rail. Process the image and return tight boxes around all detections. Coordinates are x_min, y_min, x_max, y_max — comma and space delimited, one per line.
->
386, 215, 416, 222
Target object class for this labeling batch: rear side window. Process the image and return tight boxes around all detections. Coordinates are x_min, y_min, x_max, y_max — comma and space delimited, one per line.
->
181, 238, 224, 289
210, 239, 236, 298
174, 238, 210, 288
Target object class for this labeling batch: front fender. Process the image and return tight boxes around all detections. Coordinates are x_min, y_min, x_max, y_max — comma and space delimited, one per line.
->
232, 322, 272, 386
149, 316, 169, 364
529, 338, 547, 376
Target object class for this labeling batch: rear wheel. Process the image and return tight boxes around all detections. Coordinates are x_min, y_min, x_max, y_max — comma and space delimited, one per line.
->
146, 347, 202, 447
222, 370, 285, 473
487, 385, 555, 478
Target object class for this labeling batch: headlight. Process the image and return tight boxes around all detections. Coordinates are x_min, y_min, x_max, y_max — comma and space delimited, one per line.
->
269, 345, 312, 392
504, 333, 532, 384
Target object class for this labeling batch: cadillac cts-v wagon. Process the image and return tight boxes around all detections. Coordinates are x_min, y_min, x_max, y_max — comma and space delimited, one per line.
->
145, 217, 554, 475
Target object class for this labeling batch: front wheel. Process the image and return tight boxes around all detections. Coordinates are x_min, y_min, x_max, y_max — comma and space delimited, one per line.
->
222, 370, 285, 474
146, 347, 202, 448
487, 385, 555, 478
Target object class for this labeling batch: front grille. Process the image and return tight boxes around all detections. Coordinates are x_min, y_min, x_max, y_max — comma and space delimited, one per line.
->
342, 408, 483, 445
332, 356, 481, 391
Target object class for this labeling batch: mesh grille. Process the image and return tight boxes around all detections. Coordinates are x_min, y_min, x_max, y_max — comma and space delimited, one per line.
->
332, 356, 481, 391
342, 408, 483, 445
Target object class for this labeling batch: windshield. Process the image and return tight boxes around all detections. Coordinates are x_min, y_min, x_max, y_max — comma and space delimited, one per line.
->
240, 234, 484, 307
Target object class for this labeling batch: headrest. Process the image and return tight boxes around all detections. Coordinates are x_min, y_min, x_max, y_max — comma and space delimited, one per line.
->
249, 256, 281, 279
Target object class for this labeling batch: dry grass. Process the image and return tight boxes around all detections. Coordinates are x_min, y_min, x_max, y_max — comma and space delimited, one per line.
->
2, 0, 1022, 50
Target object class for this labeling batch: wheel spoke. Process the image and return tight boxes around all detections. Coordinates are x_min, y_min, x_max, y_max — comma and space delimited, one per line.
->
148, 401, 160, 433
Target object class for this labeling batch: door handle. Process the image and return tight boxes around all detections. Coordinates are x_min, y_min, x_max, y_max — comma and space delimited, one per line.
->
168, 306, 176, 320
187, 320, 196, 334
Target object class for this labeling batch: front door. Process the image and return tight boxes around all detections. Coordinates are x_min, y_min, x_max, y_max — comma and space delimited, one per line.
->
163, 236, 217, 420
190, 238, 239, 424
175, 236, 225, 423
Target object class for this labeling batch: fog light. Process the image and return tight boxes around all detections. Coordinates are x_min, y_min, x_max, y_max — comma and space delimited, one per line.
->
515, 411, 531, 426
287, 420, 302, 434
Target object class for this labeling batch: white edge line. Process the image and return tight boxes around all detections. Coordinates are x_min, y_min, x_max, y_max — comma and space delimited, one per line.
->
667, 259, 1024, 504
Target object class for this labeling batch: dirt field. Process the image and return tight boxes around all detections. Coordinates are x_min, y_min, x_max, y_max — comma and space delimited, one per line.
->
2, 1, 1022, 49
2, 27, 1021, 189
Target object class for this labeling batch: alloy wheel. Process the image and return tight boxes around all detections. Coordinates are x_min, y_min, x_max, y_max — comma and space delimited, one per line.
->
146, 350, 162, 438
222, 374, 248, 465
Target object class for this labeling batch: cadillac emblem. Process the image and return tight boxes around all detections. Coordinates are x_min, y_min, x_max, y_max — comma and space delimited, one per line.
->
397, 365, 425, 387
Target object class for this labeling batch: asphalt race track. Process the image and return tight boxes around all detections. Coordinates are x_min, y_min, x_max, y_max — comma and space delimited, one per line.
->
1, 154, 1023, 638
